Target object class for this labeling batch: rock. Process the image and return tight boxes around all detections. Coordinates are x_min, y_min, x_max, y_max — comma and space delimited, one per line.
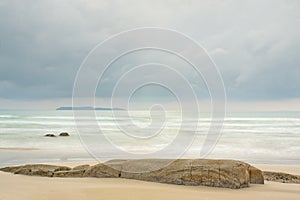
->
15, 168, 54, 177
73, 164, 90, 171
52, 165, 90, 178
54, 170, 84, 177
249, 166, 264, 184
0, 164, 71, 177
85, 159, 264, 189
59, 132, 70, 136
0, 159, 264, 189
115, 159, 251, 189
44, 133, 56, 137
263, 171, 300, 184
83, 163, 121, 178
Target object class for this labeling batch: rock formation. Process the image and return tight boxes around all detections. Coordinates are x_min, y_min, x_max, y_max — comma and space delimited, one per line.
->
0, 164, 71, 177
263, 171, 300, 184
0, 159, 264, 189
59, 132, 70, 136
44, 133, 56, 137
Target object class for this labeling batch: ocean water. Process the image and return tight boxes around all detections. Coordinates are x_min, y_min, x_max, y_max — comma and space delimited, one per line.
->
0, 110, 299, 167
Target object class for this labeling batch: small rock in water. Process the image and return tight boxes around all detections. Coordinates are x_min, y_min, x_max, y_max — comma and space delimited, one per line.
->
44, 133, 56, 137
59, 132, 70, 136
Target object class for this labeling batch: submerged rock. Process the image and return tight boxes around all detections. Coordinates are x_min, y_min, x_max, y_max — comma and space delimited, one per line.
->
0, 159, 264, 189
44, 133, 56, 137
59, 132, 70, 136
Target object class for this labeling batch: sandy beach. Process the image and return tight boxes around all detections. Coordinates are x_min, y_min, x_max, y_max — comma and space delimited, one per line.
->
0, 163, 299, 200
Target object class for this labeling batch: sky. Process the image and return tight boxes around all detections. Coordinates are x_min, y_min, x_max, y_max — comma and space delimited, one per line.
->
0, 0, 299, 111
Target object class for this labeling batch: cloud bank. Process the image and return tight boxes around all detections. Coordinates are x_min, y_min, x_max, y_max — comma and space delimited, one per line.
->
0, 0, 299, 109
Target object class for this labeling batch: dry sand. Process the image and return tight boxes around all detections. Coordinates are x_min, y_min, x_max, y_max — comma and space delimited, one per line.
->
0, 164, 299, 200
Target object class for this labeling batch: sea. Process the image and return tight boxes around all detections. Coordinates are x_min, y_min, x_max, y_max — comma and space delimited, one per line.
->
0, 110, 299, 167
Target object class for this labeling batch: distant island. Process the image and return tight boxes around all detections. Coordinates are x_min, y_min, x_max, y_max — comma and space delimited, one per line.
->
56, 107, 125, 111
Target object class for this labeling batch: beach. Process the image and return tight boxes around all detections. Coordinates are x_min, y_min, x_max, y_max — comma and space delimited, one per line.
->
0, 164, 299, 200
0, 111, 299, 199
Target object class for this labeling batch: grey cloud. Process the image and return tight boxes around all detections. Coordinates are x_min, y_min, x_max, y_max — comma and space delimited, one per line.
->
0, 0, 299, 102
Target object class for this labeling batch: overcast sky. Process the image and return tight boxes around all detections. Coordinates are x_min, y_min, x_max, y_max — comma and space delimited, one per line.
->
0, 0, 299, 110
